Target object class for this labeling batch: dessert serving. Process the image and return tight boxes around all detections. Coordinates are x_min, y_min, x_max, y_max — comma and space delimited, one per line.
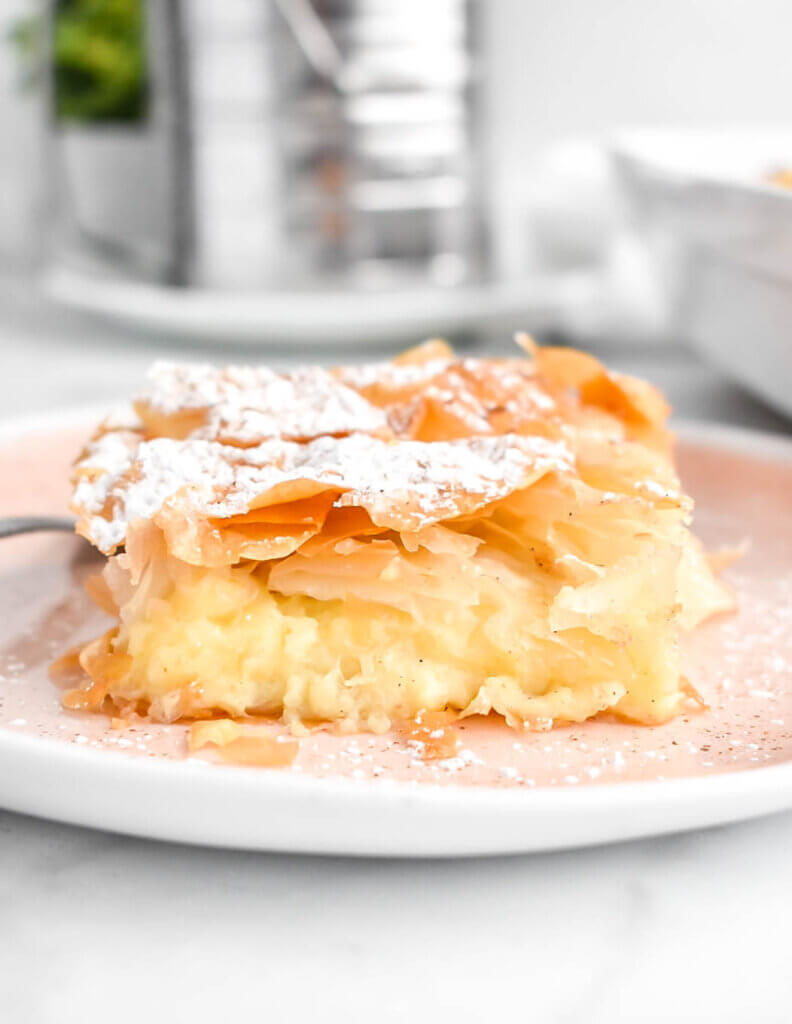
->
65, 336, 733, 737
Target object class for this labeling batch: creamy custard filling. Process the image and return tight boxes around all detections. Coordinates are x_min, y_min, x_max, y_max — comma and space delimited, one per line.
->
70, 477, 728, 732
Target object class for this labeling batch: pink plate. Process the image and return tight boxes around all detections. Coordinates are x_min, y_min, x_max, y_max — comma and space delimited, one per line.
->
0, 410, 790, 856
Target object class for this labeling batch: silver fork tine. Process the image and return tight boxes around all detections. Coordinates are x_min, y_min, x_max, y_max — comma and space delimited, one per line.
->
0, 517, 76, 539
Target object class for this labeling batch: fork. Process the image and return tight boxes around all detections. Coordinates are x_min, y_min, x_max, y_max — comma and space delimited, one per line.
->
0, 517, 75, 539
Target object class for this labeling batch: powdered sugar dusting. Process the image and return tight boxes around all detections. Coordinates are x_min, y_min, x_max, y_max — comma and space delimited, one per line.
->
340, 355, 556, 436
130, 347, 568, 461
143, 361, 388, 444
71, 429, 139, 529
332, 434, 571, 529
145, 362, 275, 414
98, 404, 144, 433
74, 432, 574, 552
337, 356, 454, 391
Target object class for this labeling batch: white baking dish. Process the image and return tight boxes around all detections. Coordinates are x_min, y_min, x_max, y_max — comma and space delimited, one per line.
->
613, 130, 792, 418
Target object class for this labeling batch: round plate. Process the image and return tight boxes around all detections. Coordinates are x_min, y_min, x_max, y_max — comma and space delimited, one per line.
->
0, 409, 790, 856
42, 267, 584, 348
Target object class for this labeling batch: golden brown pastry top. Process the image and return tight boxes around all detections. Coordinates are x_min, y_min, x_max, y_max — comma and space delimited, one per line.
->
71, 336, 674, 566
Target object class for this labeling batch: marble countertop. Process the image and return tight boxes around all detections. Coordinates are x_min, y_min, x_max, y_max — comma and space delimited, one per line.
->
2, 280, 791, 1024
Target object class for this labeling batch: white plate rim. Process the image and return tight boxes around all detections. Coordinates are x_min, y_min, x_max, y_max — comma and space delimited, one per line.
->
0, 406, 791, 857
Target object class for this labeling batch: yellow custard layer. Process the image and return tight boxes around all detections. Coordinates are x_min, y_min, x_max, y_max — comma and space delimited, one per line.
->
77, 474, 729, 732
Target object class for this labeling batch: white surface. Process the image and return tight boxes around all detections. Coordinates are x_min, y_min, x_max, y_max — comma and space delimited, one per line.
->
614, 129, 792, 417
3, 410, 792, 857
3, 812, 792, 1024
1, 285, 791, 1021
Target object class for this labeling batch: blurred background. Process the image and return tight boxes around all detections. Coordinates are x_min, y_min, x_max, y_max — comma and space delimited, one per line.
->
0, 0, 791, 431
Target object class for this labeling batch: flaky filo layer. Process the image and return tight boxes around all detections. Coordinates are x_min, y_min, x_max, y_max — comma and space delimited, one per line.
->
63, 339, 733, 732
